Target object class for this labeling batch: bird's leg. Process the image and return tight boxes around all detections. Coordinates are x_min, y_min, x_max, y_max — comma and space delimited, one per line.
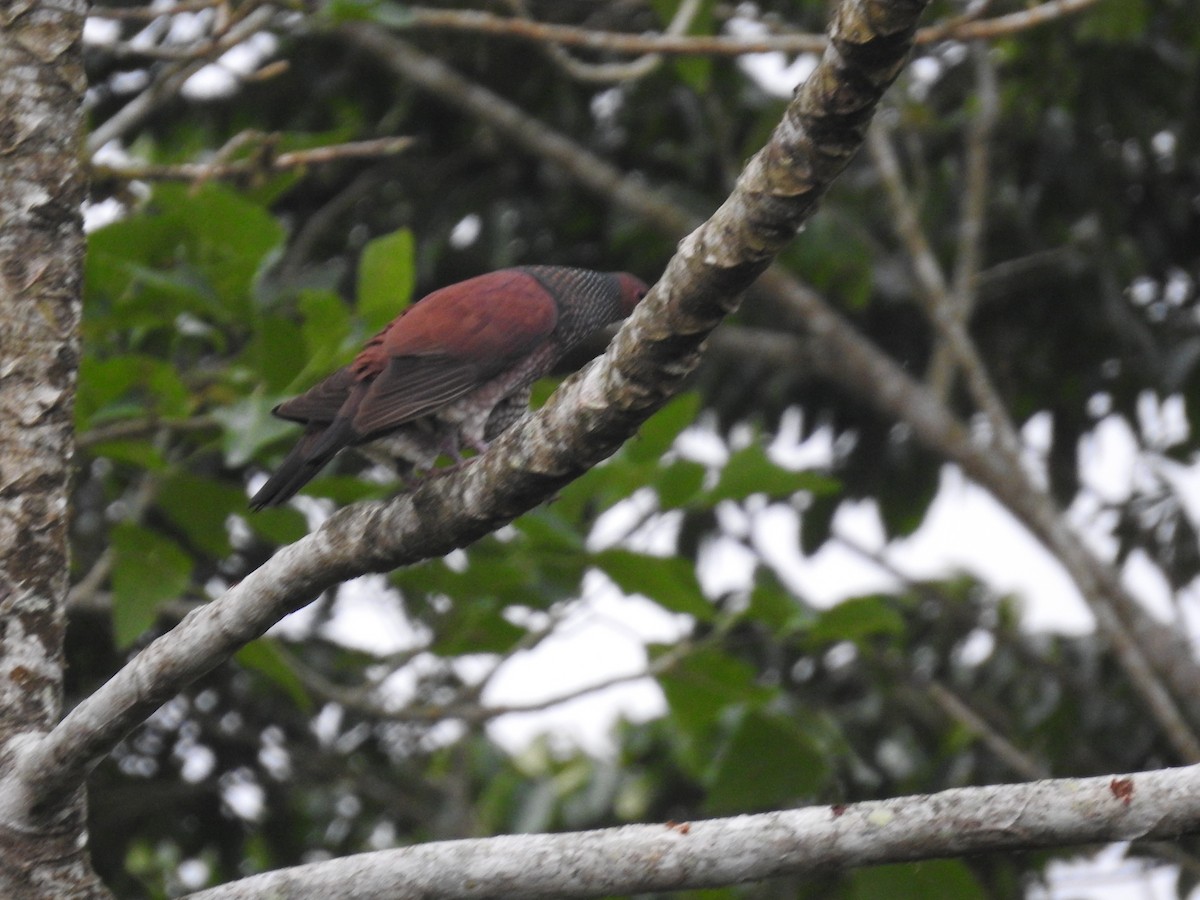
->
437, 430, 466, 464
463, 435, 491, 455
457, 406, 498, 457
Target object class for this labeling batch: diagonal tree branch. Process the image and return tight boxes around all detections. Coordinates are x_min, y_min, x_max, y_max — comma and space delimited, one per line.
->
16, 0, 933, 815
187, 762, 1200, 899
867, 119, 1023, 461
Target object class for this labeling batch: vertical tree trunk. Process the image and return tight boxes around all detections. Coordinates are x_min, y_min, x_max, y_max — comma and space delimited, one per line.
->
0, 1, 108, 895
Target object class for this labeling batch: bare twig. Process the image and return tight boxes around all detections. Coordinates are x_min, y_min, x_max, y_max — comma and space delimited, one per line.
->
68, 469, 162, 610
867, 121, 1023, 461
923, 678, 1048, 780
88, 0, 222, 20
77, 414, 221, 448
948, 0, 1099, 39
926, 46, 1000, 401
299, 658, 674, 725
87, 3, 276, 154
90, 136, 417, 183
952, 47, 999, 304
389, 6, 825, 56
380, 0, 1098, 57
505, 0, 703, 85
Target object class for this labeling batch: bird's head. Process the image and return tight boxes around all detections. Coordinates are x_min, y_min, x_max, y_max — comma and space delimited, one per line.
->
615, 273, 650, 317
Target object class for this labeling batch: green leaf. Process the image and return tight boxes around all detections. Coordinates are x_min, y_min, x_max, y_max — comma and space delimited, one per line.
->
162, 184, 284, 314
76, 355, 190, 430
626, 392, 701, 463
357, 227, 415, 331
111, 523, 193, 647
236, 640, 312, 711
1076, 0, 1147, 41
655, 459, 706, 509
246, 505, 309, 544
432, 598, 526, 655
245, 314, 306, 392
322, 0, 414, 26
213, 394, 297, 467
658, 647, 768, 733
157, 472, 245, 558
673, 56, 712, 95
745, 568, 809, 634
708, 442, 839, 504
513, 509, 585, 554
658, 647, 775, 776
88, 184, 283, 325
799, 490, 840, 555
705, 708, 828, 813
806, 595, 905, 646
594, 549, 713, 620
297, 288, 354, 380
784, 212, 873, 310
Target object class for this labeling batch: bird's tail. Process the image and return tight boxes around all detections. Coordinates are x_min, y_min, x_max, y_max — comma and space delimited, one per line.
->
249, 418, 353, 510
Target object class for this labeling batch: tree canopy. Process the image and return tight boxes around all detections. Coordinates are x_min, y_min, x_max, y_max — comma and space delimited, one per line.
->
20, 0, 1200, 895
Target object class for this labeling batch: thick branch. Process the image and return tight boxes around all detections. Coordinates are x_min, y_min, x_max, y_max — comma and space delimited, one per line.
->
188, 764, 1200, 899
0, 1, 112, 895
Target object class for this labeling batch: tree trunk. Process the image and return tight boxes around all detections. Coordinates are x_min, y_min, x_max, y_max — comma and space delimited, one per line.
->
0, 1, 108, 895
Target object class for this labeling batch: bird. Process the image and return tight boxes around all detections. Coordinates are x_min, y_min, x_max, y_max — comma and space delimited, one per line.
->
249, 265, 649, 509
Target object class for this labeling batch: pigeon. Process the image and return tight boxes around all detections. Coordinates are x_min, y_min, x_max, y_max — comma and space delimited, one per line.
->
250, 266, 648, 508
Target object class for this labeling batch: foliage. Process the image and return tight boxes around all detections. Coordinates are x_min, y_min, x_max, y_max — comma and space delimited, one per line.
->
73, 0, 1200, 895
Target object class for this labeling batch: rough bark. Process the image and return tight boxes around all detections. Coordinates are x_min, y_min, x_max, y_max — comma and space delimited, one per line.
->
0, 1, 109, 896
188, 764, 1200, 899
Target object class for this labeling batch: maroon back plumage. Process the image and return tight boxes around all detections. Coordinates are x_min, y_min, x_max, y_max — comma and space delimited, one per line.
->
250, 266, 648, 509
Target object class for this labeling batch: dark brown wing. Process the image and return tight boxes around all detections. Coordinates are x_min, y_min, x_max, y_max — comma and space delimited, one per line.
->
377, 270, 559, 360
273, 368, 356, 424
350, 355, 484, 437
346, 271, 561, 436
254, 270, 561, 509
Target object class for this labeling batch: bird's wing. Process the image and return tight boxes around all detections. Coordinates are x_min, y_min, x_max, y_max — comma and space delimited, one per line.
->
350, 355, 484, 436
272, 368, 356, 424
346, 270, 562, 436
380, 270, 560, 362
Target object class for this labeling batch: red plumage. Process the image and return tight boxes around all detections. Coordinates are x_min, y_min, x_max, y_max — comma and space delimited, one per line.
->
250, 266, 648, 509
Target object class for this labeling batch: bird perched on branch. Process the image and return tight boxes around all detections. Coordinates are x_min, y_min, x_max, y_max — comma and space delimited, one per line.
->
250, 266, 649, 509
